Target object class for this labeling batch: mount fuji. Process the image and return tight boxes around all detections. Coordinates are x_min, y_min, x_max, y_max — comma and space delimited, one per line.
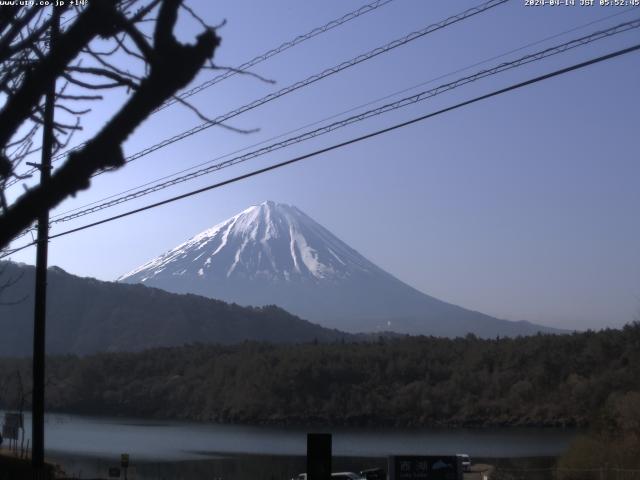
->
119, 201, 558, 337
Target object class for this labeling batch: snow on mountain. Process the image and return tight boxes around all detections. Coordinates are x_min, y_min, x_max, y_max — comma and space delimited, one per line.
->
119, 201, 560, 337
119, 201, 376, 284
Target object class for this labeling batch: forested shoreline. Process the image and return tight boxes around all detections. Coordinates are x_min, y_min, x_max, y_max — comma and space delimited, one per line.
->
0, 324, 638, 428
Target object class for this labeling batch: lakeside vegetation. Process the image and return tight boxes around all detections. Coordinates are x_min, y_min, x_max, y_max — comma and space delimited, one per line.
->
1, 323, 638, 429
556, 389, 640, 479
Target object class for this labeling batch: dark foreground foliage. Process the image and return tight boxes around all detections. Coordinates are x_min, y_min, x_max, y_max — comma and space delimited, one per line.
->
0, 454, 57, 480
555, 391, 640, 479
0, 323, 639, 428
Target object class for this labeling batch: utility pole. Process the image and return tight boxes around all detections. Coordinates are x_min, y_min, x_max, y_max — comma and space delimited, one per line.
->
32, 6, 60, 472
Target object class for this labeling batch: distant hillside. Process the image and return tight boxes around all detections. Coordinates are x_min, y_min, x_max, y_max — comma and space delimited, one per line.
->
0, 261, 352, 356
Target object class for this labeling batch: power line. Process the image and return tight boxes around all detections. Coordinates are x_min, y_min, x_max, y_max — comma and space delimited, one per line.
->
37, 18, 640, 228
158, 0, 397, 111
93, 0, 509, 175
5, 0, 509, 188
4, 42, 638, 259
103, 0, 509, 172
45, 8, 640, 223
4, 0, 395, 187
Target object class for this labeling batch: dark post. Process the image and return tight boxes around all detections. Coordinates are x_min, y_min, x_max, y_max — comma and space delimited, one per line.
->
307, 433, 331, 480
32, 6, 59, 471
121, 453, 130, 480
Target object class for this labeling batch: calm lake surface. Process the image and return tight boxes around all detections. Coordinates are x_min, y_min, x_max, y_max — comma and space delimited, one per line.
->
6, 412, 577, 479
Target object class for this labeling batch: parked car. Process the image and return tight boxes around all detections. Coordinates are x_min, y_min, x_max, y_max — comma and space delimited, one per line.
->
456, 454, 471, 472
332, 472, 365, 480
359, 467, 386, 480
292, 471, 367, 480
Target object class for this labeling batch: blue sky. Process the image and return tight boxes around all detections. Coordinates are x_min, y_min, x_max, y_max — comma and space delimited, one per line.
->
6, 0, 640, 330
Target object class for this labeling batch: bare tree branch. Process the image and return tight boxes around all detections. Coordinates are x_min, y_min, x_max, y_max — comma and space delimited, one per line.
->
0, 0, 220, 248
65, 66, 140, 90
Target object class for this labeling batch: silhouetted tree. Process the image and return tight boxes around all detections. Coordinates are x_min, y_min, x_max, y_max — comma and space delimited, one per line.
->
0, 0, 221, 249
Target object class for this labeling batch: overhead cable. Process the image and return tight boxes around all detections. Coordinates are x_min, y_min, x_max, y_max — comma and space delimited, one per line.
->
4, 41, 638, 258
46, 7, 640, 223
3, 0, 395, 187
158, 0, 397, 111
6, 0, 509, 188
41, 19, 640, 227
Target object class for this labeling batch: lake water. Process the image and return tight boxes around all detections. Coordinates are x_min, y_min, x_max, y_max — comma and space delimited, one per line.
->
4, 412, 577, 479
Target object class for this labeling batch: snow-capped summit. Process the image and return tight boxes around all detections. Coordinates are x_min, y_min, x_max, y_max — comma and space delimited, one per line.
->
119, 201, 376, 285
119, 201, 559, 337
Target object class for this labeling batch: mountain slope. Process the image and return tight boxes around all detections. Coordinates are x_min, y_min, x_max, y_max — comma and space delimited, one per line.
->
0, 261, 352, 357
119, 201, 560, 337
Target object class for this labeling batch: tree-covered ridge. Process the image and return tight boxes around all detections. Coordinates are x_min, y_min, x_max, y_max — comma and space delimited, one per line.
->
0, 261, 352, 356
1, 324, 638, 428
